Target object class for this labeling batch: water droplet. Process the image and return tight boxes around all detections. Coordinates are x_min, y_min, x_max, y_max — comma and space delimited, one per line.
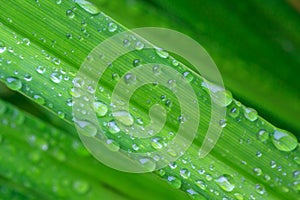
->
271, 128, 297, 152
106, 139, 120, 152
253, 167, 262, 176
234, 193, 244, 200
73, 180, 90, 195
33, 95, 45, 105
28, 151, 41, 163
180, 168, 191, 179
73, 77, 85, 88
0, 41, 7, 53
24, 74, 32, 82
133, 59, 141, 67
135, 41, 144, 50
57, 111, 65, 119
75, 119, 97, 137
167, 176, 182, 189
108, 22, 117, 32
243, 107, 258, 122
22, 38, 30, 46
156, 48, 169, 58
139, 158, 156, 171
229, 106, 240, 118
75, 0, 100, 15
6, 77, 22, 91
215, 175, 235, 192
66, 9, 75, 19
123, 39, 130, 47
151, 137, 163, 149
124, 73, 136, 85
107, 120, 120, 134
152, 65, 161, 74
292, 180, 300, 191
257, 129, 269, 142
255, 184, 266, 195
52, 149, 66, 162
50, 72, 62, 83
183, 71, 194, 82
196, 180, 207, 190
36, 65, 46, 74
113, 110, 134, 126
93, 101, 108, 117
219, 119, 227, 128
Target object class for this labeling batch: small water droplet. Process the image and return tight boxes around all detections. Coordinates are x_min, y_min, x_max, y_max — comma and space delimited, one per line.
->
243, 107, 258, 122
66, 9, 75, 19
124, 73, 136, 85
107, 120, 120, 134
151, 137, 163, 149
135, 41, 144, 50
196, 180, 207, 190
271, 128, 297, 152
73, 180, 90, 195
133, 59, 141, 67
106, 139, 120, 152
36, 65, 46, 74
255, 184, 266, 195
183, 71, 194, 82
75, 0, 100, 15
33, 95, 45, 105
139, 158, 156, 171
75, 119, 97, 137
253, 167, 262, 176
257, 129, 269, 142
108, 22, 117, 32
113, 110, 134, 126
167, 176, 182, 189
24, 74, 32, 82
234, 193, 244, 200
156, 48, 169, 58
0, 41, 7, 53
215, 175, 235, 192
6, 77, 22, 91
93, 101, 108, 117
180, 168, 191, 179
219, 119, 227, 128
50, 72, 62, 83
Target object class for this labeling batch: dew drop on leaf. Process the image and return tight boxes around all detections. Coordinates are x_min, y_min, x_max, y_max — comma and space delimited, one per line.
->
257, 129, 269, 142
93, 101, 108, 117
167, 176, 182, 189
75, 0, 100, 15
271, 128, 297, 152
6, 77, 22, 91
73, 180, 90, 195
215, 175, 235, 192
108, 22, 117, 32
243, 107, 258, 122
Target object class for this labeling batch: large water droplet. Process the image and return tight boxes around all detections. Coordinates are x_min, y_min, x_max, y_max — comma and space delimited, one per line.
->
75, 0, 100, 15
6, 77, 22, 91
271, 128, 297, 152
113, 110, 134, 126
66, 9, 75, 19
255, 184, 266, 195
139, 158, 156, 172
215, 175, 235, 192
106, 139, 120, 152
